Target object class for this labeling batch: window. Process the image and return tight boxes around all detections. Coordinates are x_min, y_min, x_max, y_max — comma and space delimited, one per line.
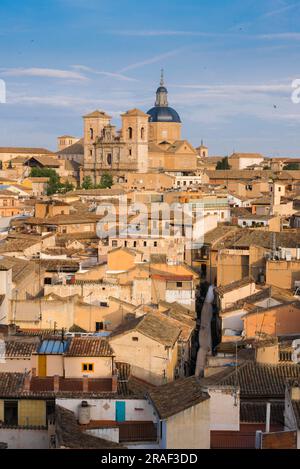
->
90, 150, 93, 156
90, 128, 94, 140
154, 241, 158, 247
133, 241, 137, 247
112, 240, 118, 247
132, 337, 139, 341
99, 302, 108, 307
44, 277, 52, 285
143, 241, 147, 247
128, 127, 133, 140
95, 321, 104, 331
82, 363, 94, 372
129, 149, 132, 156
107, 153, 112, 165
124, 241, 128, 247
4, 401, 18, 426
176, 282, 183, 288
141, 127, 145, 140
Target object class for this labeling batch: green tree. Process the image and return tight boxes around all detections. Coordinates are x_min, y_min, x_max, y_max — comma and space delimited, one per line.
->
81, 176, 93, 190
216, 156, 231, 170
29, 167, 61, 195
283, 162, 300, 170
99, 172, 113, 188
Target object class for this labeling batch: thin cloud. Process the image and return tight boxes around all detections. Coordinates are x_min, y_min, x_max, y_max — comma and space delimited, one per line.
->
0, 67, 88, 81
119, 48, 184, 73
262, 1, 300, 18
257, 32, 300, 40
109, 30, 221, 37
71, 65, 138, 82
230, 2, 300, 32
171, 83, 292, 94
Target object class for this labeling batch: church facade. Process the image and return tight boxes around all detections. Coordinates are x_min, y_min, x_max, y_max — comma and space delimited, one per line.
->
82, 73, 198, 184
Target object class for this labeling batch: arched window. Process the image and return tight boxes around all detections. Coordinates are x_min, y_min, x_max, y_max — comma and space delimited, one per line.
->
128, 127, 133, 140
90, 128, 94, 140
141, 127, 145, 140
107, 153, 112, 165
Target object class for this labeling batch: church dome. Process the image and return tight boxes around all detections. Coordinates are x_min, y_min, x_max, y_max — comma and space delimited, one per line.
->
147, 70, 181, 123
147, 106, 181, 123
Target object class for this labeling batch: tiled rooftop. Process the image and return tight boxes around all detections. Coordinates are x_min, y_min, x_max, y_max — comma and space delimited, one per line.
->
65, 337, 114, 357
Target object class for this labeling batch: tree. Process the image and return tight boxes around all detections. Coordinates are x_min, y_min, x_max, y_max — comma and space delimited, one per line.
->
81, 176, 93, 190
216, 156, 231, 170
100, 172, 113, 188
61, 181, 74, 193
283, 162, 300, 170
29, 167, 61, 195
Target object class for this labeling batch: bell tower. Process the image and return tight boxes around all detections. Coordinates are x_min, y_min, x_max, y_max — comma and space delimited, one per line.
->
121, 108, 150, 173
83, 110, 111, 183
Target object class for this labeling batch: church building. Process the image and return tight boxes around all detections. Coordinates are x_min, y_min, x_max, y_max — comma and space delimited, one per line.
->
82, 72, 199, 184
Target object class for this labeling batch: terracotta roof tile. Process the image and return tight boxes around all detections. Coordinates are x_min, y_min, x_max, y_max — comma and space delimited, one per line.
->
147, 376, 209, 419
65, 337, 114, 357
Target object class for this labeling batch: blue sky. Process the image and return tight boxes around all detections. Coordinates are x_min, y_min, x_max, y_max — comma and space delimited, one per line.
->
1, 0, 300, 156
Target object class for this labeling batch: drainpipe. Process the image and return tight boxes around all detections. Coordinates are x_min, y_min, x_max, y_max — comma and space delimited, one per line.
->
266, 402, 271, 433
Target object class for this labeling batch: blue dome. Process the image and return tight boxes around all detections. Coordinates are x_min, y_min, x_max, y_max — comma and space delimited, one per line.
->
147, 106, 181, 123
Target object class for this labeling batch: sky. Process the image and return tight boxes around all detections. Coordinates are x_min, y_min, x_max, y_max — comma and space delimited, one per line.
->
0, 0, 300, 156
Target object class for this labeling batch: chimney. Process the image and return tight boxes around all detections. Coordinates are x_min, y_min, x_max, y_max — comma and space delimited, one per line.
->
31, 367, 36, 377
24, 372, 31, 391
53, 375, 60, 392
83, 375, 89, 392
112, 373, 118, 392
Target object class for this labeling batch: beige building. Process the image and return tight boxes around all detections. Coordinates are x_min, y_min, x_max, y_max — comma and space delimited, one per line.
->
229, 153, 264, 170
148, 376, 210, 449
82, 74, 198, 183
109, 313, 180, 385
57, 135, 80, 152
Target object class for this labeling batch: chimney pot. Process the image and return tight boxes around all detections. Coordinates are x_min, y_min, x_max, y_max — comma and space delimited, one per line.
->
24, 373, 31, 391
53, 375, 60, 392
83, 375, 89, 392
112, 373, 118, 392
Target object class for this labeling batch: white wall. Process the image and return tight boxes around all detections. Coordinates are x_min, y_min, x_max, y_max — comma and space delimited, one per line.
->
0, 428, 48, 449
56, 398, 156, 422
208, 387, 240, 431
221, 309, 247, 333
221, 282, 258, 310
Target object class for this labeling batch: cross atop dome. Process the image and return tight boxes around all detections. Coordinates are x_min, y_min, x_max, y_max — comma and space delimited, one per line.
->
147, 71, 181, 124
160, 68, 164, 87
